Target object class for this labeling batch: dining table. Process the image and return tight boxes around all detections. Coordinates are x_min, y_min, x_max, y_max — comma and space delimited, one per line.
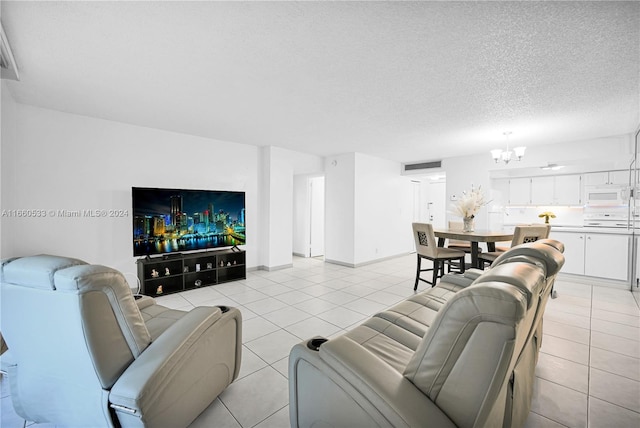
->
433, 228, 514, 269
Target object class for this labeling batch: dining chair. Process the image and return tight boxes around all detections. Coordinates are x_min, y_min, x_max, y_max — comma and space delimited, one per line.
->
478, 224, 551, 269
412, 222, 466, 290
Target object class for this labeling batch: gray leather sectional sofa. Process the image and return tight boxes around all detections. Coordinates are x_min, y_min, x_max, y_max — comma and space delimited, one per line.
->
289, 239, 564, 428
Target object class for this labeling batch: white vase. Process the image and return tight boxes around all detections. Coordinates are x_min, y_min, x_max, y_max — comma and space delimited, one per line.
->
463, 217, 475, 232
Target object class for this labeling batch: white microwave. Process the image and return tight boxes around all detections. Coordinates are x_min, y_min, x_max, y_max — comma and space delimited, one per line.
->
585, 186, 629, 206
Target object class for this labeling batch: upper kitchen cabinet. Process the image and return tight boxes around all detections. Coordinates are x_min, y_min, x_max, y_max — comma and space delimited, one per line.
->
507, 174, 582, 206
553, 174, 582, 205
508, 177, 531, 205
530, 176, 554, 205
584, 170, 630, 186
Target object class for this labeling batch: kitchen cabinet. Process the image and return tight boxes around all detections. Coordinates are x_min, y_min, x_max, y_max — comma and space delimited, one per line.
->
508, 177, 531, 205
550, 231, 629, 281
553, 175, 582, 205
584, 170, 629, 186
530, 176, 554, 205
550, 231, 585, 275
509, 174, 582, 206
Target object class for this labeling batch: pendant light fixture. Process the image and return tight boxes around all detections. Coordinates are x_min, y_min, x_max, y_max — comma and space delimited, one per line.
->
490, 132, 526, 164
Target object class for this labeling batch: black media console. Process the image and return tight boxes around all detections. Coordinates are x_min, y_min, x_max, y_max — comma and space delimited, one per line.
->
136, 249, 246, 297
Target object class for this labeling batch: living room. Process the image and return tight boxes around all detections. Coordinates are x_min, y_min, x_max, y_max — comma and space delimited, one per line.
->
1, 1, 639, 428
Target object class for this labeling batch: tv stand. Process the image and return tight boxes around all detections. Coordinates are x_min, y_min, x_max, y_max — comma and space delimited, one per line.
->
137, 249, 246, 297
162, 252, 183, 260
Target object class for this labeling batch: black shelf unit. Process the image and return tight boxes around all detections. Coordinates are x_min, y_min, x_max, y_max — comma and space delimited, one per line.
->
137, 249, 246, 297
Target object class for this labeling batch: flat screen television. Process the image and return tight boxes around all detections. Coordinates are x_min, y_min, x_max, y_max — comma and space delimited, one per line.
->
132, 187, 246, 257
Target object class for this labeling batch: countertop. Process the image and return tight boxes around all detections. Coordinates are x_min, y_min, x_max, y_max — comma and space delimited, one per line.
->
550, 226, 636, 235
503, 224, 637, 235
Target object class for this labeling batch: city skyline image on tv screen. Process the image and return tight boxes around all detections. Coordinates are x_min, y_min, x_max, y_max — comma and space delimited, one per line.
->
132, 187, 246, 256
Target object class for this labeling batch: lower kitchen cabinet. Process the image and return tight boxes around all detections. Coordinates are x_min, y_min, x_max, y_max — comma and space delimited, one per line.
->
551, 231, 630, 281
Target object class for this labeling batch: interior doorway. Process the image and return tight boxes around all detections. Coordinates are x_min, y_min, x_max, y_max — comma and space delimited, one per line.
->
309, 176, 325, 257
426, 180, 447, 228
416, 174, 446, 228
293, 174, 325, 258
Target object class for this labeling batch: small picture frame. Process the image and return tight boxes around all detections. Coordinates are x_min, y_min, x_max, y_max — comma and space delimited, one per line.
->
195, 263, 201, 272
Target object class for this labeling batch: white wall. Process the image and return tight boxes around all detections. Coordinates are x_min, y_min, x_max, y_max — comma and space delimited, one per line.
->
1, 82, 19, 259
1, 102, 260, 274
443, 155, 493, 229
354, 153, 414, 265
262, 146, 294, 270
325, 152, 415, 267
324, 153, 356, 265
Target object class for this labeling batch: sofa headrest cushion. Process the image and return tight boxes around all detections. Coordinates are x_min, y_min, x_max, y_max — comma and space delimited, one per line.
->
1, 254, 87, 290
473, 262, 545, 309
54, 263, 152, 359
492, 242, 565, 277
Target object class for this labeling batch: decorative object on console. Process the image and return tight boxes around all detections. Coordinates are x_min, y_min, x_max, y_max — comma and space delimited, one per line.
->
451, 184, 488, 232
151, 269, 159, 278
538, 211, 556, 224
490, 131, 526, 164
165, 267, 170, 276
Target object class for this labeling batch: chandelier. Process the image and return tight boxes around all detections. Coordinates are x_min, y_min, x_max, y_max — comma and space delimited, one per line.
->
490, 132, 526, 164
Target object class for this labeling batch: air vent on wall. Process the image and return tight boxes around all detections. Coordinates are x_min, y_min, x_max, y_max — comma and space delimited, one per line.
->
0, 21, 19, 81
403, 160, 442, 172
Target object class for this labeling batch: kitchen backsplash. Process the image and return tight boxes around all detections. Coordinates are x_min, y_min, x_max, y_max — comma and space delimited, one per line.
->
488, 205, 585, 230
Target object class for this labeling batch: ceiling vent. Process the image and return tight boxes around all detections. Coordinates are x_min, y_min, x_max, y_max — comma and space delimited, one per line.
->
0, 21, 19, 81
402, 160, 442, 174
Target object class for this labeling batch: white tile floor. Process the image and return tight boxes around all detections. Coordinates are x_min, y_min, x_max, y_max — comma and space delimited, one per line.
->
1, 254, 639, 427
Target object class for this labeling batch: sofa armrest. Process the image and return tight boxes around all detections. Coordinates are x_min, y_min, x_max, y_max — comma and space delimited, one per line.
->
110, 306, 242, 427
463, 268, 484, 281
440, 273, 474, 288
134, 294, 156, 310
289, 336, 456, 428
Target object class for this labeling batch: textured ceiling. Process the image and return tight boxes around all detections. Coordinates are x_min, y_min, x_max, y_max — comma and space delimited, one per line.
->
1, 1, 639, 163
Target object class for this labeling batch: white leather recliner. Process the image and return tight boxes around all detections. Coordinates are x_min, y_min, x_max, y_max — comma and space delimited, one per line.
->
0, 254, 242, 428
289, 240, 564, 428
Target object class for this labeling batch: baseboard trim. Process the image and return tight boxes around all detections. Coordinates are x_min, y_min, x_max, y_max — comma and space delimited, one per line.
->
325, 252, 412, 269
257, 263, 294, 272
557, 272, 630, 290
324, 259, 355, 268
